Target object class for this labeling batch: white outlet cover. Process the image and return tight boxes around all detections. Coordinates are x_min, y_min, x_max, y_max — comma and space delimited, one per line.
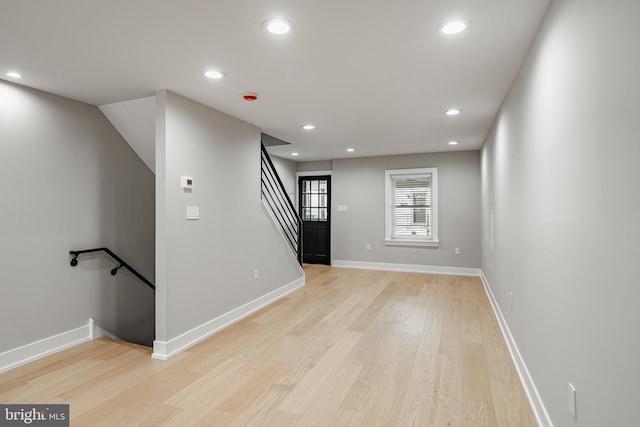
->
337, 205, 348, 212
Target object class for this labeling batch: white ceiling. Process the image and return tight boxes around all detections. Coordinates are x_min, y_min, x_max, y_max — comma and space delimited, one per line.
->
0, 0, 550, 161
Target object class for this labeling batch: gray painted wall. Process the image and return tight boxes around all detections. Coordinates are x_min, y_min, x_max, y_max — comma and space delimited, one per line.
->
0, 80, 155, 350
297, 160, 333, 172
481, 0, 640, 425
155, 91, 303, 341
332, 151, 480, 268
269, 155, 297, 202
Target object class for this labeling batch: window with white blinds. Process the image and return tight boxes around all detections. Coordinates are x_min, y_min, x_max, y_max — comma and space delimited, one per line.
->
385, 167, 439, 246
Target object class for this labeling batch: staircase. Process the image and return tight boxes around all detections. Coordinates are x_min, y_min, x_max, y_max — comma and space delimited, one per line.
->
70, 248, 155, 347
260, 143, 302, 264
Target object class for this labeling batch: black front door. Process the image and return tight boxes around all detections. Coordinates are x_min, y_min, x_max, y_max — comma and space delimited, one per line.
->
299, 176, 331, 265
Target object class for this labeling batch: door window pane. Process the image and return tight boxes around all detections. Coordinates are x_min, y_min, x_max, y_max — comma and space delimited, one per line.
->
300, 178, 329, 222
319, 208, 327, 221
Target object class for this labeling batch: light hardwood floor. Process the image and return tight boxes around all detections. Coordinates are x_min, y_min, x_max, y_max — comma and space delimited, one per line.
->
0, 266, 536, 426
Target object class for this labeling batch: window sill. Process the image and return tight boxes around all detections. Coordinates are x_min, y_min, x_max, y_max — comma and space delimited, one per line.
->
384, 239, 440, 248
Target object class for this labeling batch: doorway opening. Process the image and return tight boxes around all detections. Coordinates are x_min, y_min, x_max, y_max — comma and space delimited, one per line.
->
298, 175, 331, 265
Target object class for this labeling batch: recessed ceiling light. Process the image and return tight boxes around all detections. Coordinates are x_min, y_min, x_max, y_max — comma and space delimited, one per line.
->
291, 152, 299, 156
301, 124, 315, 130
448, 141, 460, 145
262, 18, 293, 35
6, 71, 22, 79
204, 70, 225, 79
347, 148, 355, 152
440, 19, 471, 35
445, 108, 462, 116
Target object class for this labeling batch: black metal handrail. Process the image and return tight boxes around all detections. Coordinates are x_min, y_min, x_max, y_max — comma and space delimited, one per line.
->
69, 247, 155, 290
260, 143, 303, 264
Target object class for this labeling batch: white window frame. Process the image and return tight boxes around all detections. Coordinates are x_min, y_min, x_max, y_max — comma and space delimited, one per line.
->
384, 167, 439, 247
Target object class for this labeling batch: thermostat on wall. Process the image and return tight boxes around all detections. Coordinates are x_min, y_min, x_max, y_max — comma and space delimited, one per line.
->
181, 176, 193, 190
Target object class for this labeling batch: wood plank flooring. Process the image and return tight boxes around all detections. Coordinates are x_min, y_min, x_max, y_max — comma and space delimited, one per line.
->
0, 266, 536, 426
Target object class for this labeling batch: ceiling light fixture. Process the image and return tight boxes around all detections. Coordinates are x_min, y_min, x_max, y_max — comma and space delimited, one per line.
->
292, 152, 299, 156
347, 148, 355, 152
440, 19, 471, 35
204, 70, 225, 79
445, 108, 462, 116
301, 124, 315, 130
6, 71, 22, 79
262, 18, 293, 35
448, 141, 460, 145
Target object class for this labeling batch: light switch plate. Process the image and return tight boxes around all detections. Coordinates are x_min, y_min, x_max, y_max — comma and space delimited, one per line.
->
186, 206, 199, 220
337, 205, 348, 212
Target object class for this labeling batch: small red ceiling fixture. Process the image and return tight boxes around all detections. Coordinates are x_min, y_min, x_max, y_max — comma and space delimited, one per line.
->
243, 93, 258, 101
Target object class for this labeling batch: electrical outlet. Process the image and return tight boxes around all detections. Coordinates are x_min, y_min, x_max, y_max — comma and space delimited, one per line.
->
568, 382, 577, 419
254, 269, 259, 280
455, 247, 461, 255
366, 243, 371, 251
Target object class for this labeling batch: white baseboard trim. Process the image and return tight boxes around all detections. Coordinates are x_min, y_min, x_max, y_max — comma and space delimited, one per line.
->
479, 270, 553, 427
331, 259, 481, 277
0, 320, 93, 374
152, 275, 305, 360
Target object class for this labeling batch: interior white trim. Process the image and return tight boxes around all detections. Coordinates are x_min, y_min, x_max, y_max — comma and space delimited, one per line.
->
152, 276, 305, 360
0, 320, 93, 373
384, 239, 440, 247
479, 270, 553, 427
296, 170, 333, 177
331, 259, 480, 277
